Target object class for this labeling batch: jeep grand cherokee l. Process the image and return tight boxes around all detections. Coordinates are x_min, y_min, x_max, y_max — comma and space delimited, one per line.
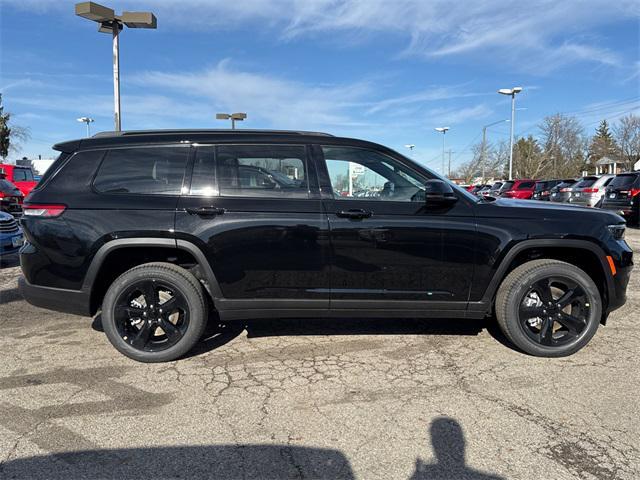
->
19, 130, 633, 362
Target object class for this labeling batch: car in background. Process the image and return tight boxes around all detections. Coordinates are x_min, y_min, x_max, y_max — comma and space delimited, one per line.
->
0, 172, 23, 217
0, 164, 37, 197
0, 210, 24, 258
569, 175, 614, 208
466, 184, 488, 195
498, 179, 537, 199
475, 185, 492, 197
532, 179, 573, 201
487, 181, 503, 197
549, 179, 578, 203
601, 172, 640, 226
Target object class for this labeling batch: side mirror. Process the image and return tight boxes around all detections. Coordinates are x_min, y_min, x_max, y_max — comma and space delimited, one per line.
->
424, 179, 458, 206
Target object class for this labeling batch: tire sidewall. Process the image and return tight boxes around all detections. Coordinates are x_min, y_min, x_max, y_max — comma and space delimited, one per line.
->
503, 263, 602, 357
102, 266, 206, 362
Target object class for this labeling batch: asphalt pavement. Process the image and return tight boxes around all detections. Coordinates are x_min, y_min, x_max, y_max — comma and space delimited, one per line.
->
0, 229, 638, 479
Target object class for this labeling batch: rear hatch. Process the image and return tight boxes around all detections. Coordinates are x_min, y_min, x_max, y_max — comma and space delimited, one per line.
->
602, 174, 640, 211
568, 177, 598, 201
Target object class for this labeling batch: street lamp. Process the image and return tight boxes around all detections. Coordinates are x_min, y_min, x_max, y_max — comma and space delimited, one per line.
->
434, 127, 450, 177
404, 144, 415, 152
75, 2, 157, 132
497, 86, 523, 180
480, 119, 509, 181
77, 116, 95, 137
216, 113, 247, 129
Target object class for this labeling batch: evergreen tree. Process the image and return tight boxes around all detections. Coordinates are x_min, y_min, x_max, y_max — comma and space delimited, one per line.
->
0, 94, 11, 160
588, 119, 619, 163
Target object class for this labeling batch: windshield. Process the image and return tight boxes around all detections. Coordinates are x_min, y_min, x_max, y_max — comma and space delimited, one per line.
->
490, 182, 502, 189
500, 181, 515, 191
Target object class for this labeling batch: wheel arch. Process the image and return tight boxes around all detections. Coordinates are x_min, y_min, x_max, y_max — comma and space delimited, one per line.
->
83, 238, 222, 315
480, 239, 613, 313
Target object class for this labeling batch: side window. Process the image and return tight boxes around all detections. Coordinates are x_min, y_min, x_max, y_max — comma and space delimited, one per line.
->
94, 146, 189, 195
217, 145, 308, 198
321, 146, 428, 202
190, 146, 217, 196
518, 181, 534, 189
13, 169, 27, 181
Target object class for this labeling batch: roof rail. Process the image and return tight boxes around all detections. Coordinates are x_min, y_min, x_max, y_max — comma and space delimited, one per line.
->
92, 129, 333, 138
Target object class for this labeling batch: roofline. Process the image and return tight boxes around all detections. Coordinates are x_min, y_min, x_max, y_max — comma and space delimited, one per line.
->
91, 129, 334, 138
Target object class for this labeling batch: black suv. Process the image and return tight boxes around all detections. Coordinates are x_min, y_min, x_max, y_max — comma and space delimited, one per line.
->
19, 130, 633, 362
601, 172, 640, 226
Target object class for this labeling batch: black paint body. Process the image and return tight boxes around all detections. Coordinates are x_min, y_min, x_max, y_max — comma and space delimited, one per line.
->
19, 131, 633, 321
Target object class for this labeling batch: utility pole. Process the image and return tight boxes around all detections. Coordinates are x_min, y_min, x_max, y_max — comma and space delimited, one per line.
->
448, 149, 453, 178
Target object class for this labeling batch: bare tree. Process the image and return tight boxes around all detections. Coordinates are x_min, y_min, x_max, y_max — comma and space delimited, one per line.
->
613, 114, 640, 171
539, 114, 587, 178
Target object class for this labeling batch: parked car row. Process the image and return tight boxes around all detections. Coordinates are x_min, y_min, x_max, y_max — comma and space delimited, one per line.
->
464, 171, 640, 225
0, 164, 39, 218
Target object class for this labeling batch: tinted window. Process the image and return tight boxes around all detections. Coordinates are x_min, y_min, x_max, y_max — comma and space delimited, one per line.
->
534, 182, 548, 192
490, 182, 503, 189
13, 168, 34, 182
322, 146, 428, 202
0, 179, 20, 194
609, 174, 640, 189
189, 146, 217, 196
500, 181, 515, 191
518, 181, 535, 189
574, 178, 597, 188
94, 147, 189, 195
217, 145, 308, 198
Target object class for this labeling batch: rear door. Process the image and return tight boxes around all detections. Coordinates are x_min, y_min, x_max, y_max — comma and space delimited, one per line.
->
175, 143, 330, 309
314, 144, 476, 311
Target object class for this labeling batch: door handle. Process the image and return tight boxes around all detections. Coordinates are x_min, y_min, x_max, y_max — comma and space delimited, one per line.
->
336, 209, 372, 220
185, 206, 226, 217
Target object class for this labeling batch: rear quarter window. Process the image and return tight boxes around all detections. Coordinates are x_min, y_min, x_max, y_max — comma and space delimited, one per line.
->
94, 146, 189, 195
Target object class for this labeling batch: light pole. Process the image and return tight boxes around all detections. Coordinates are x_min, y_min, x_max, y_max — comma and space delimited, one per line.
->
498, 87, 522, 180
481, 119, 509, 181
216, 112, 247, 129
434, 127, 449, 177
75, 2, 157, 132
77, 117, 95, 137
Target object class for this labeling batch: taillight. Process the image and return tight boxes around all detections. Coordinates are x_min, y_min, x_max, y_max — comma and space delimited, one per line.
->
23, 204, 66, 217
583, 188, 598, 193
629, 188, 640, 197
560, 188, 570, 192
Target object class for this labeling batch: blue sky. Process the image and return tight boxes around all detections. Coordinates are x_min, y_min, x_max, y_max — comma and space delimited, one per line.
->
1, 0, 639, 172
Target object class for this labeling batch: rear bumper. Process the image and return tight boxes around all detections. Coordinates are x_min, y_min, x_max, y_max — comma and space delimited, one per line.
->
18, 276, 91, 317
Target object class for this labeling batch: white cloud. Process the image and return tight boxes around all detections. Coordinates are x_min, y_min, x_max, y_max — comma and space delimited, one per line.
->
3, 0, 637, 72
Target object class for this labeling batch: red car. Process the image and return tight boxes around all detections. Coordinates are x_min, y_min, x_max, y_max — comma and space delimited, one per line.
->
0, 164, 38, 197
499, 179, 537, 199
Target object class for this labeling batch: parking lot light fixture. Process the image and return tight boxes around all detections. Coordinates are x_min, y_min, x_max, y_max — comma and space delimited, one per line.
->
498, 87, 523, 180
216, 112, 247, 129
434, 127, 450, 177
77, 117, 95, 137
75, 2, 157, 132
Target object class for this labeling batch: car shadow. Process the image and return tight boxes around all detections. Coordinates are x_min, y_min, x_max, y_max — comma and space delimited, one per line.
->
0, 253, 20, 269
92, 313, 513, 359
0, 417, 504, 479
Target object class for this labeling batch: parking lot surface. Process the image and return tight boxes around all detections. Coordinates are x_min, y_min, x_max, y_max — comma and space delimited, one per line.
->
0, 230, 639, 480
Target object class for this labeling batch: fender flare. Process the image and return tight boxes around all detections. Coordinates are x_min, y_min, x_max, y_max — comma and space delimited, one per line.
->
82, 237, 223, 299
478, 238, 613, 305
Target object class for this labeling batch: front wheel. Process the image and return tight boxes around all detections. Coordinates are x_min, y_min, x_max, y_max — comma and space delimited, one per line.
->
102, 262, 208, 362
495, 259, 602, 357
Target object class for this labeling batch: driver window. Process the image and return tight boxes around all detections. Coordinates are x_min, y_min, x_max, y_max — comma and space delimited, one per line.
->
321, 146, 427, 202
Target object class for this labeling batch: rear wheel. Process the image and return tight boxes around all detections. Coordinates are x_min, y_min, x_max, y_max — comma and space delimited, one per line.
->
102, 262, 208, 362
495, 259, 601, 357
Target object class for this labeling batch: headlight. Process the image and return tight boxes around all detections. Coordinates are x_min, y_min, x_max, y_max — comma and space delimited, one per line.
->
607, 224, 626, 240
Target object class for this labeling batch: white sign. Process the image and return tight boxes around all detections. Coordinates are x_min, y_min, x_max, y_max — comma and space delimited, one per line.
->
350, 162, 365, 175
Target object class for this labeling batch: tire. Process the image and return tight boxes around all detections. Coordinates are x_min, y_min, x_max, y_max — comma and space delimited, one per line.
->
495, 259, 601, 357
102, 262, 208, 362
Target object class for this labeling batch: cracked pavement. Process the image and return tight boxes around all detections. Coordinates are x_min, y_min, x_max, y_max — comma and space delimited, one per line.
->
0, 229, 638, 479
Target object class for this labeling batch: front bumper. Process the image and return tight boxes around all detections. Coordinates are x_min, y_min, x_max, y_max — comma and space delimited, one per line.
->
18, 276, 91, 317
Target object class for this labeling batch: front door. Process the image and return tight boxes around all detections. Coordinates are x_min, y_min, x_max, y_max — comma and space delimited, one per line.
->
315, 145, 476, 311
175, 143, 330, 311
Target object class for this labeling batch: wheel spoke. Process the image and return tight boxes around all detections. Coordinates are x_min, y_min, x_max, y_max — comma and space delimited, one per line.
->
556, 286, 585, 308
160, 295, 177, 311
161, 319, 182, 344
141, 281, 158, 308
539, 317, 554, 345
519, 304, 544, 319
556, 312, 585, 335
130, 321, 154, 349
534, 278, 554, 304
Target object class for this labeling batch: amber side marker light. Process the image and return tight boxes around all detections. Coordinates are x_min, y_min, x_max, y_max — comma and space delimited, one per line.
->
606, 256, 617, 276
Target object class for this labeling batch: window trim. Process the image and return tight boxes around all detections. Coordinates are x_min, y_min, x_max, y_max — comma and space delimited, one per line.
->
185, 143, 315, 200
90, 144, 192, 197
